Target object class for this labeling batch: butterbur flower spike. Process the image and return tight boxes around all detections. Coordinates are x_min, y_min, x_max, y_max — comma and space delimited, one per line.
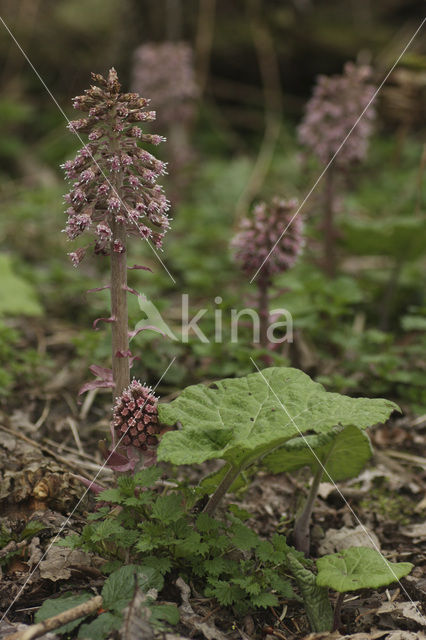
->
232, 197, 304, 282
112, 379, 160, 450
62, 67, 170, 260
298, 62, 376, 168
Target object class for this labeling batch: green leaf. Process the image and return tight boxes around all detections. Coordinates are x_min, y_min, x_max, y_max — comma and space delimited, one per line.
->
96, 488, 123, 504
149, 604, 180, 625
316, 547, 413, 593
20, 520, 47, 540
263, 425, 373, 482
133, 467, 163, 487
102, 565, 163, 613
249, 592, 279, 608
35, 593, 92, 634
287, 553, 333, 633
206, 579, 244, 606
77, 612, 122, 640
230, 522, 259, 551
158, 368, 399, 469
0, 254, 43, 317
151, 494, 185, 523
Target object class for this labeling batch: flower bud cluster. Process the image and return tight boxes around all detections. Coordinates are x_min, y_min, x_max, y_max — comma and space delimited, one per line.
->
112, 379, 160, 450
298, 62, 376, 167
232, 197, 304, 280
62, 68, 170, 265
132, 42, 198, 127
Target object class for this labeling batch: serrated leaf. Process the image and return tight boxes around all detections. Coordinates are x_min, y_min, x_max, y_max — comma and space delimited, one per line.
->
142, 556, 173, 575
96, 488, 124, 504
316, 547, 413, 593
158, 368, 399, 468
150, 604, 180, 625
206, 579, 244, 605
196, 512, 221, 533
230, 522, 259, 550
102, 565, 163, 613
35, 593, 92, 634
133, 467, 162, 487
250, 592, 279, 608
151, 494, 184, 523
77, 612, 122, 640
263, 425, 373, 482
233, 576, 261, 595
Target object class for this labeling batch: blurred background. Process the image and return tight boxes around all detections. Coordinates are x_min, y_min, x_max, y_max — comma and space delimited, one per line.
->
0, 0, 424, 438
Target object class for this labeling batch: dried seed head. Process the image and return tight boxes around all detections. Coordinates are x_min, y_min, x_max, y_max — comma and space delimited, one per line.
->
231, 197, 304, 280
298, 62, 376, 167
112, 379, 160, 450
62, 68, 170, 264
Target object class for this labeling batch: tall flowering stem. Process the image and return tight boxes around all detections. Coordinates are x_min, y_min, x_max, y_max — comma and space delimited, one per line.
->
232, 197, 304, 348
62, 68, 170, 402
298, 62, 376, 277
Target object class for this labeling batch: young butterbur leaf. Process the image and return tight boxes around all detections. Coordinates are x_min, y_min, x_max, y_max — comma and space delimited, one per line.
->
102, 565, 163, 613
35, 593, 92, 635
287, 553, 333, 633
316, 547, 413, 592
77, 612, 122, 640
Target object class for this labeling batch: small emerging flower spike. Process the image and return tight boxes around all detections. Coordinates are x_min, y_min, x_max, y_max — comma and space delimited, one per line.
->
112, 380, 160, 450
231, 197, 304, 283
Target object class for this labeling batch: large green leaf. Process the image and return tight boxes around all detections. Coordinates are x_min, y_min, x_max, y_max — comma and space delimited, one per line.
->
158, 368, 399, 468
316, 547, 413, 592
263, 425, 373, 482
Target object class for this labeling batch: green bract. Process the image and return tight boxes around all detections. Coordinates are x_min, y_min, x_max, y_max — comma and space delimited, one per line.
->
158, 367, 399, 468
316, 547, 413, 592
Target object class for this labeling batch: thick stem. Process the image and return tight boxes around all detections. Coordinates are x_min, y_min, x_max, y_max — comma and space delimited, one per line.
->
333, 592, 345, 631
203, 464, 241, 516
257, 272, 270, 349
323, 165, 336, 278
293, 465, 323, 554
110, 218, 130, 398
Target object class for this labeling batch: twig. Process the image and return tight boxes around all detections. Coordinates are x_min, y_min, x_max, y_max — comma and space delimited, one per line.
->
65, 417, 84, 455
5, 595, 102, 640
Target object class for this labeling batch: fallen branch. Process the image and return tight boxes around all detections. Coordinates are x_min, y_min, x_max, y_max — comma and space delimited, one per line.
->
5, 595, 102, 640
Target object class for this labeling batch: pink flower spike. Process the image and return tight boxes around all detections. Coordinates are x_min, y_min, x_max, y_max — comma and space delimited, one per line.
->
127, 264, 153, 272
93, 316, 116, 330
